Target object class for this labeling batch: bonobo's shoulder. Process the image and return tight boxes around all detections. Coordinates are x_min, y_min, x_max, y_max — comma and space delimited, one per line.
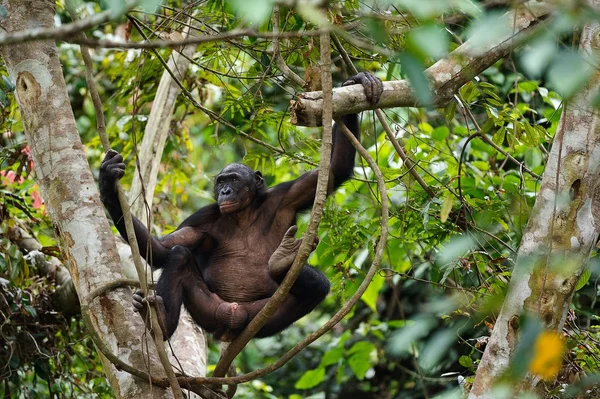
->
266, 180, 295, 196
177, 203, 221, 229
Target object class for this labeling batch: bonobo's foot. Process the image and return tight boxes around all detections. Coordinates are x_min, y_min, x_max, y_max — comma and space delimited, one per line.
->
268, 226, 319, 277
132, 289, 168, 337
215, 302, 248, 329
342, 72, 383, 106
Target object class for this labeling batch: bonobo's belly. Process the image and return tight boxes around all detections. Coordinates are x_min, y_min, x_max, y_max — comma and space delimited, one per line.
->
201, 249, 279, 303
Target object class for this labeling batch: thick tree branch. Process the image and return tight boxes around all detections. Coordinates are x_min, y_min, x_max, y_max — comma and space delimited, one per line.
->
291, 1, 553, 126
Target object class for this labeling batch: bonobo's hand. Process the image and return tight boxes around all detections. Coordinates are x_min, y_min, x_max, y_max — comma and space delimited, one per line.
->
342, 72, 383, 106
99, 149, 126, 198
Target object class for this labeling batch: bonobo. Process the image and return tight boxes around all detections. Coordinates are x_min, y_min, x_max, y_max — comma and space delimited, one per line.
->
99, 72, 383, 341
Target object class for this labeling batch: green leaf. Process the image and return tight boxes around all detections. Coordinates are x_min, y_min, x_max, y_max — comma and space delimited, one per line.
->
445, 101, 456, 121
547, 50, 592, 98
492, 127, 505, 146
321, 346, 343, 366
0, 5, 7, 18
348, 341, 376, 380
521, 35, 556, 77
576, 268, 591, 291
459, 355, 473, 368
361, 274, 385, 312
295, 367, 325, 390
407, 24, 448, 60
432, 126, 449, 141
400, 53, 432, 106
230, 0, 273, 25
440, 195, 453, 223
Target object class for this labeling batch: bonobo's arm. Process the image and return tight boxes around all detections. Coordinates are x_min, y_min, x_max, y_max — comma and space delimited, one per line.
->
98, 150, 206, 267
279, 72, 383, 212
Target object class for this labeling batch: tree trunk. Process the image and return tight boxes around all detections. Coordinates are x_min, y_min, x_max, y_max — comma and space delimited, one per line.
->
0, 1, 172, 397
469, 5, 600, 397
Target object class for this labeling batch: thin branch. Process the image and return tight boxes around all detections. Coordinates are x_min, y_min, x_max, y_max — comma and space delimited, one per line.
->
212, 26, 336, 379
61, 27, 331, 49
272, 5, 306, 87
0, 0, 138, 46
291, 1, 553, 126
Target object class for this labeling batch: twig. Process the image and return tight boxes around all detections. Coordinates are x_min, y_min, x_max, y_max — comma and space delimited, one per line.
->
67, 3, 183, 396
272, 5, 306, 87
212, 24, 336, 379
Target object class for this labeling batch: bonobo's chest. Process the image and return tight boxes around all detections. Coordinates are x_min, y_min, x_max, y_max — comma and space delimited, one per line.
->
197, 217, 291, 302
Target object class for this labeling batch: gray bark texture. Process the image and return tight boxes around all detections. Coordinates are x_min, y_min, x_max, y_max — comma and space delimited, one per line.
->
469, 3, 600, 397
0, 1, 173, 397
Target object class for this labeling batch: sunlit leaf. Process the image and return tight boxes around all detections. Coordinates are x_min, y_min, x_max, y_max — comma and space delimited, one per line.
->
361, 274, 385, 312
295, 367, 325, 389
400, 53, 433, 106
575, 267, 591, 291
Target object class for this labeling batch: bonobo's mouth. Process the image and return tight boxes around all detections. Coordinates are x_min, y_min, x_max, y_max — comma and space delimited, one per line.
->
219, 201, 239, 212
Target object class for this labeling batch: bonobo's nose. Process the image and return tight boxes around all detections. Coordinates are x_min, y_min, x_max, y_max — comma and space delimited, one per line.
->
221, 186, 232, 196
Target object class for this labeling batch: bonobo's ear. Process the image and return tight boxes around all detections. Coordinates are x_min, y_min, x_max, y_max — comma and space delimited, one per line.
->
254, 171, 265, 188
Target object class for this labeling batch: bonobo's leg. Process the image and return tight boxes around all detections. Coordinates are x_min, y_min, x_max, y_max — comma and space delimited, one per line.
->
230, 264, 329, 338
133, 245, 249, 339
268, 226, 319, 277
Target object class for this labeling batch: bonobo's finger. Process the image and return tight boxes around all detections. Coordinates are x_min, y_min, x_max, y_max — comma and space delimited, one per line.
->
373, 77, 383, 105
342, 78, 356, 87
103, 149, 120, 163
105, 149, 118, 158
101, 154, 123, 171
284, 225, 298, 238
362, 73, 379, 105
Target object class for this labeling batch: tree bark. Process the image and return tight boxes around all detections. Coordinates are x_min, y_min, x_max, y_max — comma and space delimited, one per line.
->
469, 4, 600, 397
0, 1, 172, 397
290, 1, 551, 127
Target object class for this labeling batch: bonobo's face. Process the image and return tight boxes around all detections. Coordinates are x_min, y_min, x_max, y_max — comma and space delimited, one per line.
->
214, 163, 264, 214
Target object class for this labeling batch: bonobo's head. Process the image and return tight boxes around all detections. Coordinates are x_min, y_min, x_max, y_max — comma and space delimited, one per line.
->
214, 163, 265, 214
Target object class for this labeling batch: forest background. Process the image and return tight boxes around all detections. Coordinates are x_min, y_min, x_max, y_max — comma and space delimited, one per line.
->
1, 0, 600, 398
